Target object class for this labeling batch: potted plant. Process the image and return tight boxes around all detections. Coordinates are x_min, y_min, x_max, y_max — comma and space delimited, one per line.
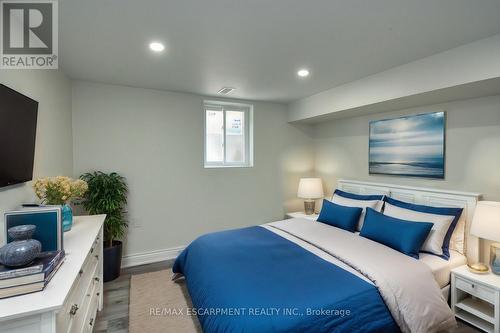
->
33, 176, 88, 232
80, 171, 128, 282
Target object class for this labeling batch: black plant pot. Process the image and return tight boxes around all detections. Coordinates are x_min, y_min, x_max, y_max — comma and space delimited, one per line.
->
103, 241, 123, 282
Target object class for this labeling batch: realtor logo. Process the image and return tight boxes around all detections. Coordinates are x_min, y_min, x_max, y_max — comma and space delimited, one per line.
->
1, 0, 58, 69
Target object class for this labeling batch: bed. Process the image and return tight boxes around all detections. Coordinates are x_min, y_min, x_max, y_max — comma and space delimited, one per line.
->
421, 250, 467, 295
173, 180, 480, 333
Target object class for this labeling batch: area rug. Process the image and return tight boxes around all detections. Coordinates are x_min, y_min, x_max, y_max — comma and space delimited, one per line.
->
129, 269, 202, 333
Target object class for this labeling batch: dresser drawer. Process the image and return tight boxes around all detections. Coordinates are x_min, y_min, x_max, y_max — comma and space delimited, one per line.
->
56, 236, 100, 332
455, 276, 495, 303
84, 238, 100, 269
59, 261, 99, 333
82, 289, 100, 333
72, 275, 98, 333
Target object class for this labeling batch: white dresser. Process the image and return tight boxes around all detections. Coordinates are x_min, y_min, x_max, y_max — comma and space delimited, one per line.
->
0, 215, 105, 333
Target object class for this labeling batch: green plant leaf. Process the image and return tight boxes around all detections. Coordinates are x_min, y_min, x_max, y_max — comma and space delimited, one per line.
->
80, 171, 128, 245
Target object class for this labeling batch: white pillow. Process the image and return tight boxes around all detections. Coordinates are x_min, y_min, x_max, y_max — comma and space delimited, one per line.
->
383, 202, 454, 257
331, 194, 384, 231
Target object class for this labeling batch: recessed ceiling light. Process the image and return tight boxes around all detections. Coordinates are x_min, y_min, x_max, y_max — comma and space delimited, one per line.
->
149, 42, 165, 52
297, 69, 310, 77
217, 87, 236, 95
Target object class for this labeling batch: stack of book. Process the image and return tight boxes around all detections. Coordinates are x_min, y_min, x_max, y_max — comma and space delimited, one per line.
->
0, 250, 65, 299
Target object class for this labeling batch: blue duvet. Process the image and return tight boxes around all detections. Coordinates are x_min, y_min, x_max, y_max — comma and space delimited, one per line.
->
173, 226, 399, 333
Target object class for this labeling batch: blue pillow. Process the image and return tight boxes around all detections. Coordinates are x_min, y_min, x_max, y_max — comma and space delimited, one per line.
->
384, 197, 463, 259
360, 208, 433, 259
334, 189, 385, 201
317, 199, 363, 232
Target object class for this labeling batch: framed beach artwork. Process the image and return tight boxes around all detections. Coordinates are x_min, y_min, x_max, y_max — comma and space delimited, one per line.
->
369, 111, 445, 179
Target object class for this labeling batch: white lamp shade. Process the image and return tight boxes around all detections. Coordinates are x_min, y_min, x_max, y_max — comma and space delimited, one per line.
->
470, 201, 500, 242
297, 178, 324, 199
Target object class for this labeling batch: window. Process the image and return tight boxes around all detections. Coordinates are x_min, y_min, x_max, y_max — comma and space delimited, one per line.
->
204, 101, 253, 168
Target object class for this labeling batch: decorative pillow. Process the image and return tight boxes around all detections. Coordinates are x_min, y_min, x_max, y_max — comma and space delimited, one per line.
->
384, 197, 464, 260
332, 189, 385, 231
384, 203, 453, 258
317, 199, 363, 232
360, 208, 433, 259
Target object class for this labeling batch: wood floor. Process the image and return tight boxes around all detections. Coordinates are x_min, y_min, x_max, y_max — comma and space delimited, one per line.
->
94, 261, 481, 333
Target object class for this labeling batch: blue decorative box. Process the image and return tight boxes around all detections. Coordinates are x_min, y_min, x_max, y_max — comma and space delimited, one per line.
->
4, 207, 63, 252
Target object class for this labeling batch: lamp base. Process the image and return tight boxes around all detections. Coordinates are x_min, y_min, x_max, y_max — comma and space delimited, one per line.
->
467, 262, 490, 274
304, 200, 315, 215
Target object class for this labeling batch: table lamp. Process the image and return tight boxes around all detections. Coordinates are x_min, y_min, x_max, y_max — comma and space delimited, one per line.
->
469, 201, 500, 274
297, 178, 323, 215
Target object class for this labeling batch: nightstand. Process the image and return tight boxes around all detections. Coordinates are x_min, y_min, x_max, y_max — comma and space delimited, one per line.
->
285, 211, 319, 221
451, 265, 500, 333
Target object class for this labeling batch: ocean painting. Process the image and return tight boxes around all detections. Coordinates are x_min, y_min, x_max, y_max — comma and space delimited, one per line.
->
369, 112, 445, 179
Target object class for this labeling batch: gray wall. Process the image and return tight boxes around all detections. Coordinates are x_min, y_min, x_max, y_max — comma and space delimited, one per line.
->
71, 81, 314, 256
313, 94, 500, 201
0, 70, 73, 245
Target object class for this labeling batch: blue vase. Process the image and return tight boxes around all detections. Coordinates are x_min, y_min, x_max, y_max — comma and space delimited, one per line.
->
62, 204, 73, 232
491, 245, 500, 275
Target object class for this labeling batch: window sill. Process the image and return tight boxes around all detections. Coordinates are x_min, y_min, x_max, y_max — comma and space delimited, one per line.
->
204, 164, 254, 169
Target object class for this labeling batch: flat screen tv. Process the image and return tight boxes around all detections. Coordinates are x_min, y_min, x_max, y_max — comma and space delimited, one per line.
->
0, 84, 38, 188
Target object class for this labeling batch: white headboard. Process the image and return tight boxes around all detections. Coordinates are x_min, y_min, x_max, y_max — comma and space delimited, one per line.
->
338, 179, 482, 263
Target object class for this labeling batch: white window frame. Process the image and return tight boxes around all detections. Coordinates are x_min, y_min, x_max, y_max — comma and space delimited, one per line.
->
204, 100, 254, 168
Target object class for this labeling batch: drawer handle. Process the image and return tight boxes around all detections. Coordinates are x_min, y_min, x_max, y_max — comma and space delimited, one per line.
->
95, 255, 99, 260
79, 269, 84, 276
95, 277, 100, 282
90, 247, 94, 254
69, 304, 79, 316
472, 284, 475, 288
89, 318, 94, 326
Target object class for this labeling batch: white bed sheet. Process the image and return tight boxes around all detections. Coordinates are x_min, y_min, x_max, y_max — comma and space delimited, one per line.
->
350, 231, 467, 288
273, 225, 466, 289
419, 250, 467, 288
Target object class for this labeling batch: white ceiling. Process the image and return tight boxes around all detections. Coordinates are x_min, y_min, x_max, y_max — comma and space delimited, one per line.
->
59, 0, 500, 103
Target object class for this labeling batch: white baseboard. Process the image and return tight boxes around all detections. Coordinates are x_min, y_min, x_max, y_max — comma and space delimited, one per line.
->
121, 246, 185, 268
